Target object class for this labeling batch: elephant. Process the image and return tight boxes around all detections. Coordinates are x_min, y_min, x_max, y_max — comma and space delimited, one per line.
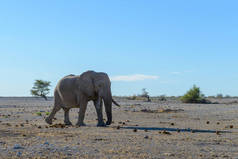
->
45, 71, 120, 127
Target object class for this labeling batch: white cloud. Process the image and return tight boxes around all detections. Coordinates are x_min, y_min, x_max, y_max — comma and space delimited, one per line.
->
110, 74, 159, 82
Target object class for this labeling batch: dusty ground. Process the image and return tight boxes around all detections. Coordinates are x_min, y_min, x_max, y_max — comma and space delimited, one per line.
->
0, 97, 238, 159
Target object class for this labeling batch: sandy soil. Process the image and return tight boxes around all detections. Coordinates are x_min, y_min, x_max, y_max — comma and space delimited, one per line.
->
0, 97, 238, 159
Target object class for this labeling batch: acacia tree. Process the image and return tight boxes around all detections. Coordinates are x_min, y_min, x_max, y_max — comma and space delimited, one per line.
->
30, 80, 51, 100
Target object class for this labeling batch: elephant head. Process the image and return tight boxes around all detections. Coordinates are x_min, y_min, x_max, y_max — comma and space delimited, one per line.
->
93, 74, 119, 125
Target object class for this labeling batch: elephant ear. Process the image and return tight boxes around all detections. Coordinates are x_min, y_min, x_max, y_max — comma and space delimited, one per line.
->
93, 79, 103, 93
78, 75, 95, 97
91, 77, 101, 93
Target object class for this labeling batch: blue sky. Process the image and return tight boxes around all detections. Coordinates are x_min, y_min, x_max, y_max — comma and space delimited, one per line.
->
0, 0, 237, 96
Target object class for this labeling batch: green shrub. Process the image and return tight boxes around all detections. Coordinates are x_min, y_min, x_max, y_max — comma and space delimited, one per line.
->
36, 112, 42, 116
45, 112, 50, 116
180, 85, 208, 103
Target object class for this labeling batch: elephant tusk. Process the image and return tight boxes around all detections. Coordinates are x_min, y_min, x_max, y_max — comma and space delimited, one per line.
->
112, 98, 120, 107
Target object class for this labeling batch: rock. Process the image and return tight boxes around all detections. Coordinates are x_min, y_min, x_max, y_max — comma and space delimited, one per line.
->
133, 128, 137, 132
144, 135, 149, 139
222, 155, 229, 158
49, 123, 66, 128
140, 109, 156, 113
162, 130, 171, 135
13, 144, 24, 149
67, 153, 73, 156
225, 125, 234, 129
116, 126, 120, 129
164, 153, 175, 156
64, 145, 69, 149
159, 109, 184, 113
217, 122, 220, 125
212, 154, 218, 157
16, 151, 22, 157
216, 131, 221, 135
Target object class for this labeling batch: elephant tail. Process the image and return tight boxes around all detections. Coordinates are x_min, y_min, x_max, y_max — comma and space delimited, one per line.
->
112, 98, 120, 107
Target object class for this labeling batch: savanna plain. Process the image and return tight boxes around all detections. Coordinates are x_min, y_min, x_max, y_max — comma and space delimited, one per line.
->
0, 97, 238, 159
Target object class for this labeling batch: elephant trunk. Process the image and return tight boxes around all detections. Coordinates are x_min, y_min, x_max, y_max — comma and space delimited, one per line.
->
103, 91, 112, 125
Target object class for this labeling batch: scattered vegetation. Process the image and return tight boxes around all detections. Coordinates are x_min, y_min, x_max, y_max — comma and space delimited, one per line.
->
207, 94, 235, 99
126, 88, 151, 101
126, 95, 137, 100
157, 95, 167, 101
140, 88, 151, 102
207, 96, 215, 98
45, 112, 50, 116
216, 93, 223, 98
30, 80, 51, 100
225, 95, 231, 98
180, 85, 210, 103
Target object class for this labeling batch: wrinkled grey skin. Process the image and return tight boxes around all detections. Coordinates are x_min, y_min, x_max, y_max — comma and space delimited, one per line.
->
45, 71, 120, 127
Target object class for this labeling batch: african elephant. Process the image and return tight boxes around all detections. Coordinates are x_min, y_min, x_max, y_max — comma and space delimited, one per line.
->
45, 71, 120, 127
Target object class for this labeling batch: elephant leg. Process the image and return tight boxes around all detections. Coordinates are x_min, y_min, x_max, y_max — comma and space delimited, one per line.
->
76, 99, 88, 126
45, 104, 61, 125
94, 98, 106, 127
104, 97, 112, 125
63, 108, 72, 125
